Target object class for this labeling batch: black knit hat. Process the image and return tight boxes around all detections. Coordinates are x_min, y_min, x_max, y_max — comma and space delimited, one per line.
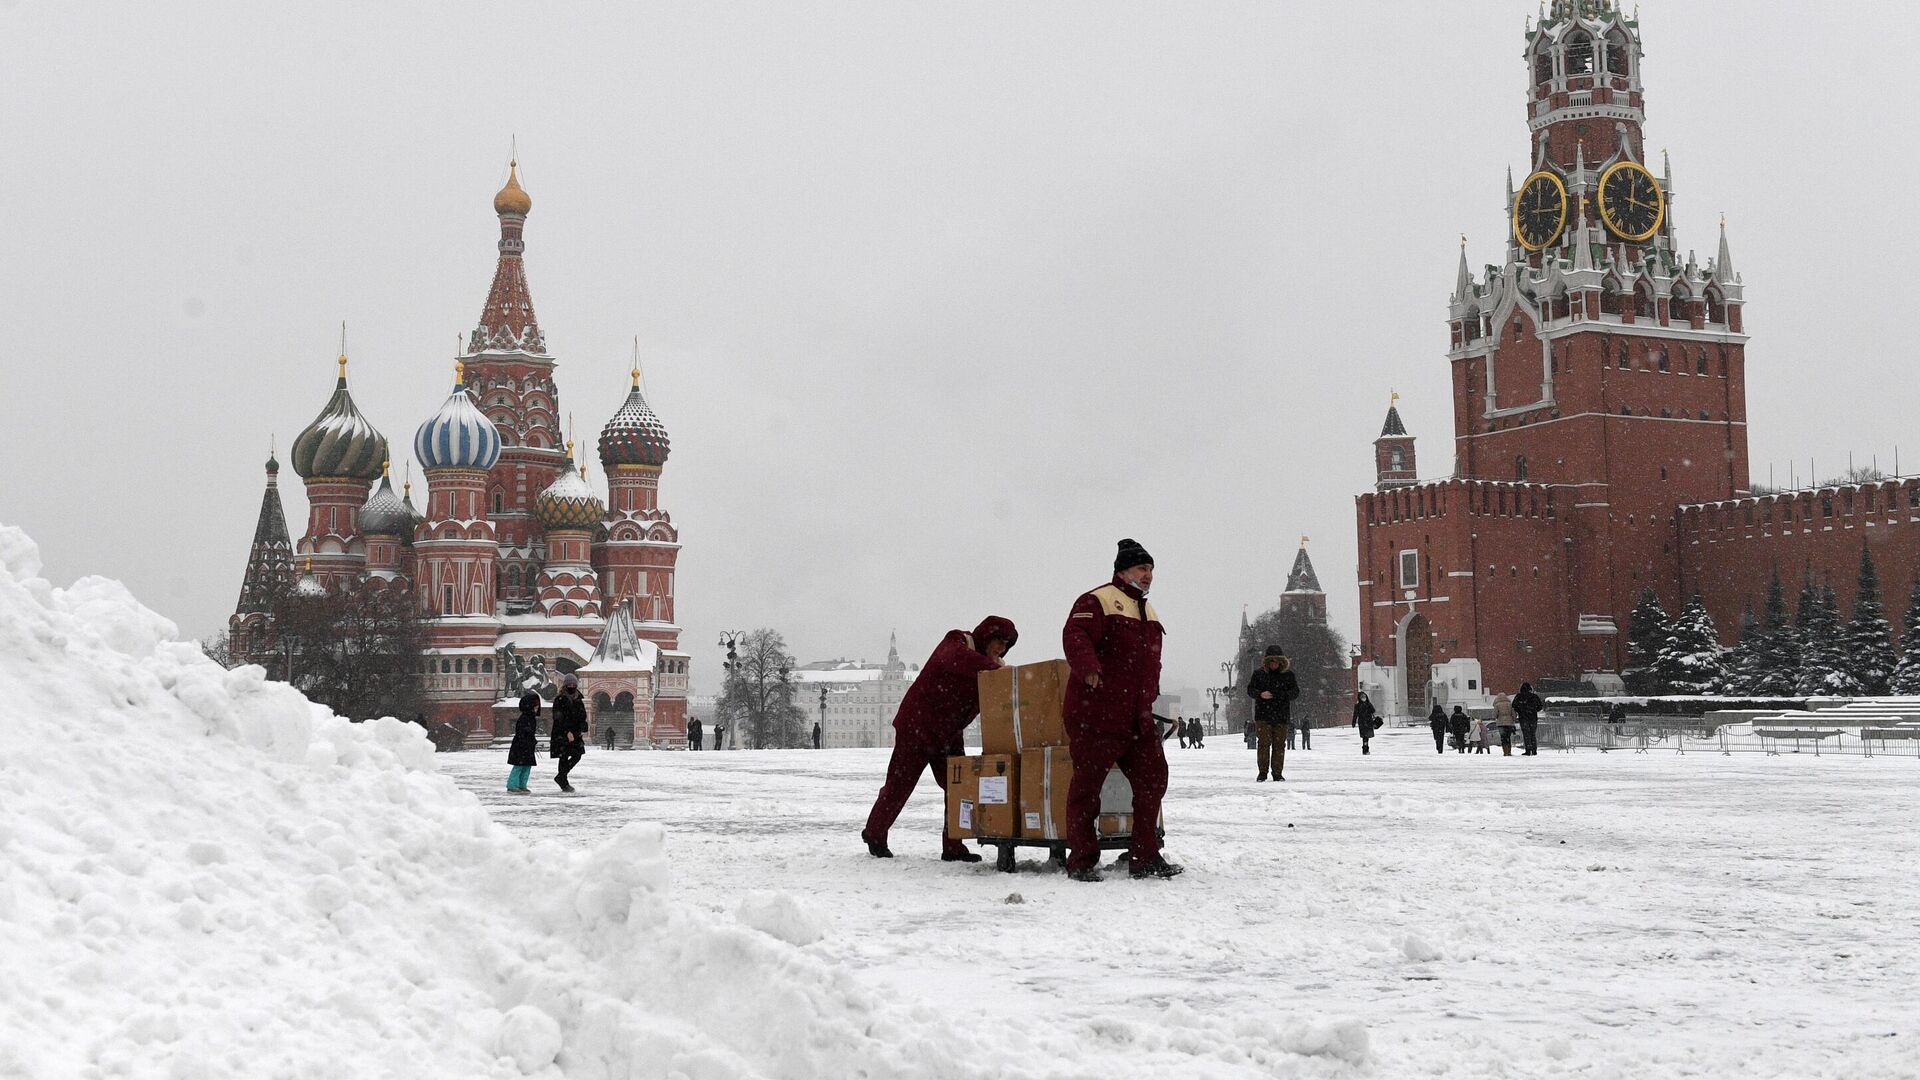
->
1263, 645, 1286, 659
1114, 538, 1154, 574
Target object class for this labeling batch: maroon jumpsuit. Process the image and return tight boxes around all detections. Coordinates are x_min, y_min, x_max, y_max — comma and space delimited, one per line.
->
1061, 578, 1167, 872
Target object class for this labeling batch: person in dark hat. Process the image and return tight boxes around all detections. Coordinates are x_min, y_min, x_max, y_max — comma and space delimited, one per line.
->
1246, 646, 1300, 781
506, 692, 540, 794
862, 616, 1019, 861
1061, 539, 1180, 882
550, 673, 588, 792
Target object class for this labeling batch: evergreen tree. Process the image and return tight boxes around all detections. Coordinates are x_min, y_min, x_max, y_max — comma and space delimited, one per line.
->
1795, 581, 1854, 696
1718, 603, 1761, 695
1656, 596, 1727, 694
1749, 571, 1799, 696
1890, 579, 1920, 694
1624, 588, 1670, 694
1843, 546, 1895, 695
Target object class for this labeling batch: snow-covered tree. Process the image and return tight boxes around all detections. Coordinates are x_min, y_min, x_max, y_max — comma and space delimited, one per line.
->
1719, 604, 1761, 695
1795, 581, 1855, 696
1624, 588, 1670, 694
1843, 546, 1895, 695
1748, 571, 1799, 696
1656, 596, 1727, 694
1889, 578, 1920, 694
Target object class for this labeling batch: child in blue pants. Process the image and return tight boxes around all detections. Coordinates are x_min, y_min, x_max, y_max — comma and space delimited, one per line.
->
506, 692, 540, 793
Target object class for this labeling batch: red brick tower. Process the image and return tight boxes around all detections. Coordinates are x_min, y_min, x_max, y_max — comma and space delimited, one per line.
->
1375, 394, 1417, 492
464, 161, 569, 613
413, 361, 505, 739
1355, 0, 1750, 714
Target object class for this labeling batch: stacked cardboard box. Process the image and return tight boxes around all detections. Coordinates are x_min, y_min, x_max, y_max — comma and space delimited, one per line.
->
947, 660, 1139, 843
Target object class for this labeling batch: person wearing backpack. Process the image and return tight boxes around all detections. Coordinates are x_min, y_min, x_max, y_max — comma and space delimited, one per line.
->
1352, 691, 1380, 755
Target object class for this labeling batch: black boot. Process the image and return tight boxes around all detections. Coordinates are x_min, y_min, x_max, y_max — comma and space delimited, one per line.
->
861, 830, 893, 859
941, 848, 983, 863
1129, 856, 1185, 880
1067, 866, 1105, 883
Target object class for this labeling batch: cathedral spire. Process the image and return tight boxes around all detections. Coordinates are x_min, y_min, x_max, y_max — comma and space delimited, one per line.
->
1453, 236, 1474, 302
472, 156, 544, 354
235, 449, 294, 614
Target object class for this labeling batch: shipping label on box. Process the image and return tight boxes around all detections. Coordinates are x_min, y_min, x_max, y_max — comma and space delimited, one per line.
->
980, 660, 1072, 755
948, 755, 1018, 838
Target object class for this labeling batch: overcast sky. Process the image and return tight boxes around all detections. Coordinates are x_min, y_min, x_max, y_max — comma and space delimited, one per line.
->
4, 1, 1916, 699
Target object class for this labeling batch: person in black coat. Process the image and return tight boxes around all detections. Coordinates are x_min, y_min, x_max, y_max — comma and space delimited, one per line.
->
1514, 683, 1546, 756
1352, 692, 1379, 755
1187, 717, 1204, 748
506, 692, 540, 793
1427, 703, 1448, 754
811, 721, 823, 749
1246, 646, 1301, 781
1448, 706, 1472, 753
687, 717, 703, 751
550, 675, 589, 791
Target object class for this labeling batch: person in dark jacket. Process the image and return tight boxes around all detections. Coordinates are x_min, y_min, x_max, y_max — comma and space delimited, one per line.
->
1428, 703, 1448, 753
1514, 683, 1546, 756
1061, 540, 1179, 881
1187, 717, 1204, 748
712, 723, 725, 750
1176, 717, 1189, 749
863, 616, 1018, 862
550, 675, 589, 791
1448, 705, 1472, 752
1246, 646, 1300, 782
811, 721, 823, 749
687, 717, 702, 751
506, 692, 540, 793
1352, 691, 1379, 755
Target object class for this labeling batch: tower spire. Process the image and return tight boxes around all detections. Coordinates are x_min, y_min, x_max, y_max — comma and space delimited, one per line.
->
475, 156, 542, 353
1715, 215, 1736, 283
1454, 235, 1473, 301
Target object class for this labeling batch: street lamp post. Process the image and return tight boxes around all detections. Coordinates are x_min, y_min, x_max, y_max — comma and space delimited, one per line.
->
818, 685, 828, 749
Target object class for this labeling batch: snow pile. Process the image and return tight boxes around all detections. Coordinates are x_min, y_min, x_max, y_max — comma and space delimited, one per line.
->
0, 522, 1004, 1079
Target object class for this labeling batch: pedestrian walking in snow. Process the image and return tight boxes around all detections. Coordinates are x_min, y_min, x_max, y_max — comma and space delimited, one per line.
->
1244, 721, 1257, 750
550, 675, 588, 791
1188, 718, 1204, 748
712, 723, 725, 750
1176, 718, 1189, 749
1449, 706, 1472, 753
1247, 646, 1300, 782
1515, 683, 1545, 755
506, 692, 540, 793
604, 726, 615, 751
1492, 693, 1517, 756
1428, 703, 1448, 754
862, 616, 1017, 862
687, 717, 702, 750
1062, 540, 1181, 882
1352, 691, 1379, 755
1298, 716, 1313, 750
1473, 715, 1492, 754
812, 721, 823, 749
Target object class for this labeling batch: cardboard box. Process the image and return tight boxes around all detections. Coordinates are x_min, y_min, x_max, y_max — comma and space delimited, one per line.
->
945, 754, 1018, 839
1018, 747, 1138, 840
979, 660, 1072, 755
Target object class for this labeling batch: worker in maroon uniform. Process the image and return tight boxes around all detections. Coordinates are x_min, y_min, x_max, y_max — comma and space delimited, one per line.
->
861, 616, 1019, 862
1061, 539, 1182, 881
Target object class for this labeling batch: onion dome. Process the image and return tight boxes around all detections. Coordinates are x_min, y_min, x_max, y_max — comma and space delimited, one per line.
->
291, 354, 388, 481
294, 558, 326, 598
401, 472, 425, 531
414, 364, 502, 471
598, 366, 671, 469
535, 446, 606, 530
493, 160, 532, 216
359, 464, 411, 537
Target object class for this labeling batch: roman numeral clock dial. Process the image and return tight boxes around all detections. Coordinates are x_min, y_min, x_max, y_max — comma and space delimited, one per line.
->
1597, 161, 1666, 243
1512, 171, 1569, 253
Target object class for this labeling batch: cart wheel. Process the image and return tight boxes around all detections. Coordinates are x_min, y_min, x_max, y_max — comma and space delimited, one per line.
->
1048, 844, 1067, 865
994, 843, 1017, 873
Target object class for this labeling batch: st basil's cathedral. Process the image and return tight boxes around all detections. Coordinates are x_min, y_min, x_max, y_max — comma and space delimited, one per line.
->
229, 163, 690, 747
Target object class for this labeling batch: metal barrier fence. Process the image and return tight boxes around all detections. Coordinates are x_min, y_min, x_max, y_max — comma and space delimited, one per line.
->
1534, 718, 1920, 757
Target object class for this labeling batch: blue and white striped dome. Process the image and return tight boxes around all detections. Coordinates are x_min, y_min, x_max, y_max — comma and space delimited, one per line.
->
414, 377, 502, 472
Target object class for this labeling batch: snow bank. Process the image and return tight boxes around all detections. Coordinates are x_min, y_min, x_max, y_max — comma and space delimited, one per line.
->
0, 521, 1002, 1080
0, 520, 1367, 1078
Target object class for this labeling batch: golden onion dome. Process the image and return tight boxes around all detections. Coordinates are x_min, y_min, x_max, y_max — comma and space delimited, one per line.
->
535, 448, 605, 530
493, 161, 532, 216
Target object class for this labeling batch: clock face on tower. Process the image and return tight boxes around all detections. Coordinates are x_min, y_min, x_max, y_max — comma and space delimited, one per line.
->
1512, 171, 1569, 252
1597, 161, 1666, 242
